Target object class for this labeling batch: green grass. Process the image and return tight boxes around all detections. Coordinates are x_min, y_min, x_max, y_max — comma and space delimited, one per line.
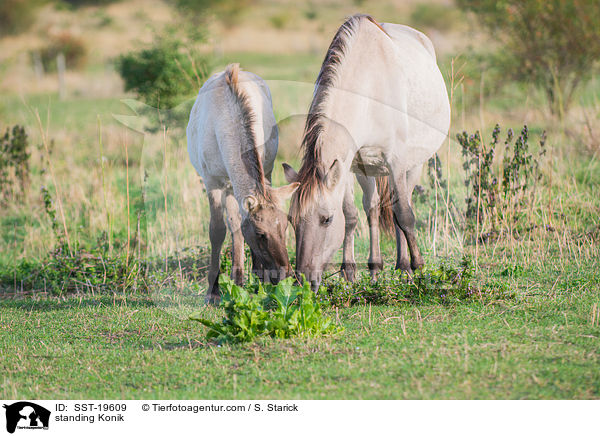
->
1, 278, 598, 399
1, 249, 599, 399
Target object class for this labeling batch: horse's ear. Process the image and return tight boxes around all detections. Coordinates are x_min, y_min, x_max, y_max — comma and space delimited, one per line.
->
242, 195, 259, 213
282, 163, 298, 183
325, 159, 342, 191
272, 182, 300, 204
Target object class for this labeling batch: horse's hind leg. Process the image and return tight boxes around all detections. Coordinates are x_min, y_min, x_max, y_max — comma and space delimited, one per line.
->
341, 180, 358, 282
224, 192, 245, 286
394, 166, 421, 272
390, 165, 424, 271
356, 174, 383, 280
206, 187, 226, 304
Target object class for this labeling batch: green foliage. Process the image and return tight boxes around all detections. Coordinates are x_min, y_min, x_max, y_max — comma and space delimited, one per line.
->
456, 0, 600, 118
410, 3, 462, 32
318, 257, 509, 307
0, 242, 140, 295
115, 39, 208, 109
457, 124, 547, 239
0, 125, 30, 202
190, 275, 341, 344
38, 31, 87, 71
171, 0, 255, 28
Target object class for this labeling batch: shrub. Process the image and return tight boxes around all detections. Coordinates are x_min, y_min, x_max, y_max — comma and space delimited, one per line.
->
0, 125, 30, 202
457, 124, 547, 240
190, 275, 341, 344
320, 256, 480, 307
116, 39, 208, 109
456, 0, 600, 119
39, 32, 87, 72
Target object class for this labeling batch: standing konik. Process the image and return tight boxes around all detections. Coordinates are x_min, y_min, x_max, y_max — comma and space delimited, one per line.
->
187, 64, 299, 303
284, 14, 451, 290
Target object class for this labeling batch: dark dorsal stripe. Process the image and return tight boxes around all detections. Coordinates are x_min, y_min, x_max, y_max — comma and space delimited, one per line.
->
224, 63, 268, 198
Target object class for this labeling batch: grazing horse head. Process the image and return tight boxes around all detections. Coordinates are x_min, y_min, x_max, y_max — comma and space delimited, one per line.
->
240, 182, 299, 283
284, 158, 347, 290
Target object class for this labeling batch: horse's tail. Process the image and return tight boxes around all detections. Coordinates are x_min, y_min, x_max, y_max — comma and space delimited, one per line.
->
376, 176, 395, 235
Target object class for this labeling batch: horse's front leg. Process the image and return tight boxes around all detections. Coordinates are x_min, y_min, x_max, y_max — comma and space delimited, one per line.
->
206, 187, 226, 304
356, 174, 384, 280
341, 180, 358, 282
224, 193, 245, 285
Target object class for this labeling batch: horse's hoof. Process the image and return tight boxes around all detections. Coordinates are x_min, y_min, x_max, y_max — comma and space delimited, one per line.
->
341, 263, 357, 282
411, 258, 424, 271
204, 292, 221, 306
396, 260, 411, 272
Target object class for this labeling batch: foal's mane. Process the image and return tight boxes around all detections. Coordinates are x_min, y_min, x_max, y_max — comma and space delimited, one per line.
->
224, 63, 268, 198
292, 14, 385, 215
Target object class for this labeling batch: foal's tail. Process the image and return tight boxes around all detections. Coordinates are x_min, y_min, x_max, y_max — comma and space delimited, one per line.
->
376, 176, 395, 235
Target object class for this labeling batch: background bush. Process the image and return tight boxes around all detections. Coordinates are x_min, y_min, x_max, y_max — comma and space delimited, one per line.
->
116, 39, 208, 109
457, 0, 600, 119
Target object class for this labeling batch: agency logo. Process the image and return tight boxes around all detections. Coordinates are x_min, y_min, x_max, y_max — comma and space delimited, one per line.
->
2, 402, 50, 434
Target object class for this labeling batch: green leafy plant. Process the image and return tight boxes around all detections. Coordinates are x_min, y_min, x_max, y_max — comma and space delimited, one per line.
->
458, 124, 546, 240
319, 256, 495, 307
190, 275, 341, 344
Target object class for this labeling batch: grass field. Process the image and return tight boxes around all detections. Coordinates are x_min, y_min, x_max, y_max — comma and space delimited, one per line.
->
2, 265, 599, 399
1, 0, 599, 400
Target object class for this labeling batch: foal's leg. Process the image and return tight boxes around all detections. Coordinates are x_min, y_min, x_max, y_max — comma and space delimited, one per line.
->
341, 180, 358, 282
251, 250, 266, 283
356, 174, 382, 280
206, 187, 226, 304
394, 166, 422, 272
224, 192, 245, 286
390, 166, 424, 271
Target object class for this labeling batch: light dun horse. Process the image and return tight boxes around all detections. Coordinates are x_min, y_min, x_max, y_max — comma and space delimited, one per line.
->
187, 64, 299, 303
284, 15, 451, 290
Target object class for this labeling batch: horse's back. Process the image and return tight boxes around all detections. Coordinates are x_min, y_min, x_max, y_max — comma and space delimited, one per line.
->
379, 23, 437, 61
186, 68, 277, 184
375, 22, 450, 167
187, 71, 226, 180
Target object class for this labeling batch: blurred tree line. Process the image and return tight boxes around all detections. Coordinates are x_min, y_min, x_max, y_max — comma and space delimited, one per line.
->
457, 0, 600, 120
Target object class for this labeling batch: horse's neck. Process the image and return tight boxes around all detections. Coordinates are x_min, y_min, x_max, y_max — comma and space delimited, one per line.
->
316, 22, 392, 170
217, 114, 264, 203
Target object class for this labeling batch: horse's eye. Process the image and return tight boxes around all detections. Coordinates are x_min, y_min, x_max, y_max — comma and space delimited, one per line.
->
320, 215, 333, 226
